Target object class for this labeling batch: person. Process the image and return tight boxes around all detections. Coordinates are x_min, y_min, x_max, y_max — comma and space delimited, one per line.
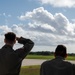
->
40, 45, 75, 75
0, 32, 34, 75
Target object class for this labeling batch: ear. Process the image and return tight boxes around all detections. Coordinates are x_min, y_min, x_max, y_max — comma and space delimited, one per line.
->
54, 53, 56, 58
4, 39, 6, 43
65, 54, 67, 58
13, 39, 16, 44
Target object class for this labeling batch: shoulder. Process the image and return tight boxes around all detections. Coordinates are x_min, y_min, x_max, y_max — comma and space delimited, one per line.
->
62, 60, 75, 68
41, 59, 52, 66
64, 60, 73, 64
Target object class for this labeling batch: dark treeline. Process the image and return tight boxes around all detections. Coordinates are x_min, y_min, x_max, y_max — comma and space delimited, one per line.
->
29, 51, 54, 55
29, 51, 75, 56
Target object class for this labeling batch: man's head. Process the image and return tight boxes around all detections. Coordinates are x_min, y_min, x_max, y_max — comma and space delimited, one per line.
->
54, 45, 67, 58
4, 32, 16, 45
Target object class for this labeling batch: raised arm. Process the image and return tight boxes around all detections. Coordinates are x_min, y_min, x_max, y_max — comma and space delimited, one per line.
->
15, 37, 34, 59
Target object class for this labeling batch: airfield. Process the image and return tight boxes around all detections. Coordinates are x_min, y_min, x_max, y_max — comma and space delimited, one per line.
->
22, 59, 75, 66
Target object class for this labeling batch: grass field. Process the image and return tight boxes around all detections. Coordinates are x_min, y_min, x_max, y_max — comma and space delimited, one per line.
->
20, 65, 40, 75
20, 55, 75, 75
26, 55, 75, 60
26, 55, 54, 59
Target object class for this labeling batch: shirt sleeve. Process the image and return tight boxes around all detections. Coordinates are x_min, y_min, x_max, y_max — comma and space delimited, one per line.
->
15, 37, 34, 59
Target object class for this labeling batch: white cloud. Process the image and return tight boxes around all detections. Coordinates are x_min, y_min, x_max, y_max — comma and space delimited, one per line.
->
0, 25, 12, 33
18, 7, 75, 46
3, 13, 6, 16
71, 19, 75, 23
8, 14, 12, 17
19, 7, 70, 35
39, 0, 75, 8
11, 24, 25, 36
1, 7, 75, 47
19, 7, 54, 22
2, 13, 12, 18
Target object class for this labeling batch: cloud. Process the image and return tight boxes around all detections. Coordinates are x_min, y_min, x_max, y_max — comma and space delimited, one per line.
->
3, 13, 6, 16
39, 0, 75, 8
1, 7, 75, 47
0, 25, 12, 33
18, 7, 75, 46
71, 19, 75, 23
8, 14, 11, 17
2, 13, 12, 18
18, 7, 71, 35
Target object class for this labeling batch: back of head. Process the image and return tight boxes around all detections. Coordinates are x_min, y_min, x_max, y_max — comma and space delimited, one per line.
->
55, 45, 67, 58
5, 32, 16, 43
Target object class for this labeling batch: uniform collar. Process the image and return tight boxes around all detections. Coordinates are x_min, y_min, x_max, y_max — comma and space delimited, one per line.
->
3, 44, 13, 49
55, 56, 65, 60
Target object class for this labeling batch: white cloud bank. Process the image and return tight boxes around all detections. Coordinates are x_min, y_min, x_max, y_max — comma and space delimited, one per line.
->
39, 0, 75, 8
0, 7, 75, 48
18, 7, 75, 45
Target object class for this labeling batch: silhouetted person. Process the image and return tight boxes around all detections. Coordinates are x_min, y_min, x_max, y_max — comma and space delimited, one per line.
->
0, 32, 34, 75
40, 45, 75, 75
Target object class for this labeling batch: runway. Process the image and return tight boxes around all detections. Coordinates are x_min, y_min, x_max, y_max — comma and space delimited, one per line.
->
22, 59, 75, 66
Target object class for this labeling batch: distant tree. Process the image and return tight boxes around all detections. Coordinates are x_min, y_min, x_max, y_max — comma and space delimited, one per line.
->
29, 51, 75, 56
68, 53, 75, 56
29, 51, 54, 55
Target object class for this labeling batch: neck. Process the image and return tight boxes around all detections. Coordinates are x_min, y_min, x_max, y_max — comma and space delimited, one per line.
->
5, 43, 14, 47
55, 56, 65, 60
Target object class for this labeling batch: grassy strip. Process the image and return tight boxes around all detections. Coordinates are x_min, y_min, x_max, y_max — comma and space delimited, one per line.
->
20, 55, 75, 75
26, 55, 54, 59
66, 56, 75, 60
20, 65, 40, 75
26, 55, 75, 60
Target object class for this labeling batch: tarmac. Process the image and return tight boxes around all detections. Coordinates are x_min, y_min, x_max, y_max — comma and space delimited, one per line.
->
22, 59, 75, 66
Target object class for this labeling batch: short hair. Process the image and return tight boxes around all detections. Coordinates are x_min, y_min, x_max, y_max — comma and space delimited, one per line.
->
55, 45, 67, 57
5, 32, 16, 42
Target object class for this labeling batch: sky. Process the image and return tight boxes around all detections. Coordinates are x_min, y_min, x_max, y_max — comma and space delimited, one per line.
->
0, 0, 75, 53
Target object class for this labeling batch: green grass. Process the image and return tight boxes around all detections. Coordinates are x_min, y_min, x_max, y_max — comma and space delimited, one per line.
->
26, 55, 54, 59
66, 56, 75, 60
20, 55, 75, 75
26, 55, 75, 60
20, 65, 40, 75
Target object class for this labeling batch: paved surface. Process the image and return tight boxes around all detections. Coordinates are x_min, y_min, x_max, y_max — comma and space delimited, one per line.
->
22, 59, 75, 66
22, 59, 46, 66
68, 60, 75, 64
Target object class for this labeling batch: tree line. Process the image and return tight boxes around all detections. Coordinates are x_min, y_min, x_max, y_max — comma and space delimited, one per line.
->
29, 51, 75, 56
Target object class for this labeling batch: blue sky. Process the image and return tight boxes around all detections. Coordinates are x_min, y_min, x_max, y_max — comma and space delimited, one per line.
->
0, 0, 75, 53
